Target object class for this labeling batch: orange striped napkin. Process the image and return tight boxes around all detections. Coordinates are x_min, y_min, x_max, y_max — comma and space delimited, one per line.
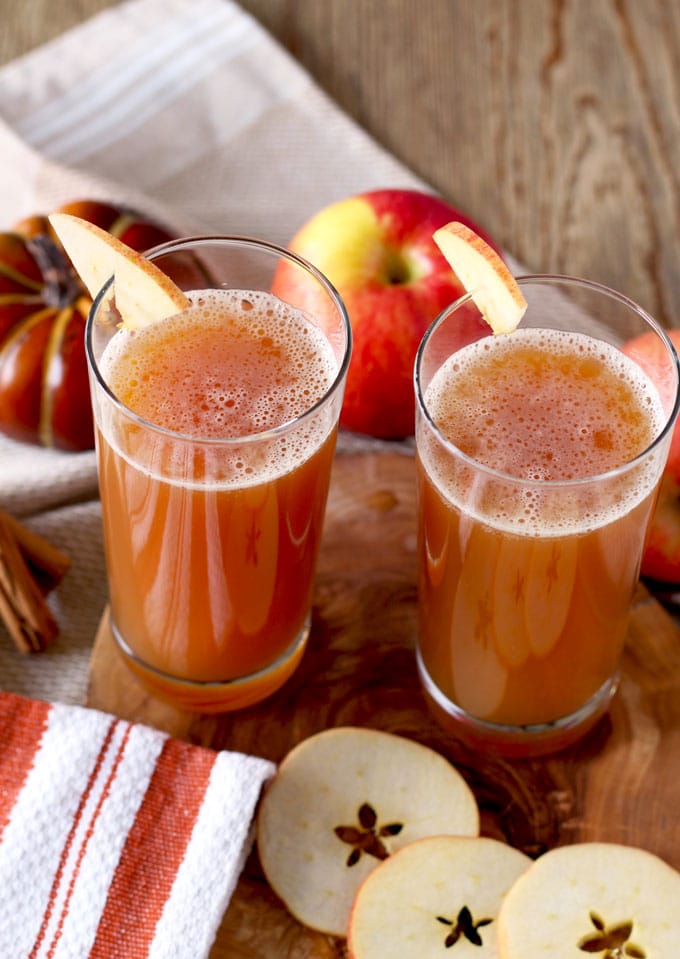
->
0, 691, 275, 957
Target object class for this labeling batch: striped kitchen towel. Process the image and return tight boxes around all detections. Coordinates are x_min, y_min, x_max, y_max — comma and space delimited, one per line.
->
0, 691, 275, 958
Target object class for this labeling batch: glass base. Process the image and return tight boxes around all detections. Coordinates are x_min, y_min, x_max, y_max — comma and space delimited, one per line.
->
111, 617, 310, 714
417, 651, 618, 758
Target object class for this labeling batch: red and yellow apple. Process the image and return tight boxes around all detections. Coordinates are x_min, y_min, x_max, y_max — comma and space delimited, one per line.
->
623, 326, 680, 584
272, 188, 501, 438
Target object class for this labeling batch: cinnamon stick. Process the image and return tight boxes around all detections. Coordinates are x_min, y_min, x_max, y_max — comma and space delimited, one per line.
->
2, 511, 71, 592
0, 511, 68, 653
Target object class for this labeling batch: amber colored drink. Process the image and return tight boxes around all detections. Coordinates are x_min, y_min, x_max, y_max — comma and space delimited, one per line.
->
93, 285, 342, 711
416, 322, 670, 750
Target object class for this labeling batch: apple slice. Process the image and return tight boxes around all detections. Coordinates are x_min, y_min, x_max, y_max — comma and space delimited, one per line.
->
49, 213, 189, 330
433, 221, 527, 334
524, 536, 578, 658
451, 526, 508, 719
348, 836, 531, 958
497, 842, 680, 958
256, 727, 479, 938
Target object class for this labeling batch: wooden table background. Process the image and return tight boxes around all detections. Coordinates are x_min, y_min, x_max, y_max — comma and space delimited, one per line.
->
3, 0, 680, 329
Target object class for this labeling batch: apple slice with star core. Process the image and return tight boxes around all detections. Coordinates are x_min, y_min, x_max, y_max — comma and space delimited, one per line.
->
49, 213, 189, 330
256, 727, 479, 937
497, 842, 680, 958
433, 221, 527, 334
347, 836, 531, 958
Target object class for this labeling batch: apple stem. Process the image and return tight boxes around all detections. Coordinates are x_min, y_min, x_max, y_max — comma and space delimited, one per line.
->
385, 252, 410, 285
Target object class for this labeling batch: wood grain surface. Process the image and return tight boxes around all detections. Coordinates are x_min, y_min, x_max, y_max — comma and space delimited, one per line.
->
4, 0, 680, 330
88, 450, 680, 958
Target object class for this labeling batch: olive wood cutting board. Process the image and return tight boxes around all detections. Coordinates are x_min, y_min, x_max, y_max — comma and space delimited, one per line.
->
87, 450, 680, 958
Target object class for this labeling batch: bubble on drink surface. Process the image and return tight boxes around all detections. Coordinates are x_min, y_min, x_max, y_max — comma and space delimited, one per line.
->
422, 327, 667, 534
99, 289, 338, 486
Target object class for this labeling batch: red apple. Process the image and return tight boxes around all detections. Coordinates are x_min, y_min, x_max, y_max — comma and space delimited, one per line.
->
623, 327, 680, 584
271, 188, 499, 438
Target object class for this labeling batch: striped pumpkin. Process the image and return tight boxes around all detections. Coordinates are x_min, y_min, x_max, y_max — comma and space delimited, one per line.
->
0, 200, 174, 451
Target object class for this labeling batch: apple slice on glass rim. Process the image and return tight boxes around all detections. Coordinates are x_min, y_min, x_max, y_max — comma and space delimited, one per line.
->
49, 213, 189, 330
433, 220, 527, 334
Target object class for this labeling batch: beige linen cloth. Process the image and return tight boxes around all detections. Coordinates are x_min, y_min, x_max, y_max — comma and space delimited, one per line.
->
0, 0, 498, 705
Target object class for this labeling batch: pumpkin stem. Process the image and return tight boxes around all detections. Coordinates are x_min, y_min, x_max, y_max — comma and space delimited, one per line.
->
27, 235, 83, 309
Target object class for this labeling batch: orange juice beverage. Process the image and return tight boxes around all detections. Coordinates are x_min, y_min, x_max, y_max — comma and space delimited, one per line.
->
87, 237, 350, 712
415, 276, 679, 755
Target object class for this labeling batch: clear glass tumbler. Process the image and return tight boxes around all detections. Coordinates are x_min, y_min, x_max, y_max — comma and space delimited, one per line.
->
87, 235, 350, 712
415, 275, 679, 756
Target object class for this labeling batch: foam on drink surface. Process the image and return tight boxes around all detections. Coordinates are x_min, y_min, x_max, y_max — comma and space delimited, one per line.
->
422, 327, 667, 534
98, 289, 338, 487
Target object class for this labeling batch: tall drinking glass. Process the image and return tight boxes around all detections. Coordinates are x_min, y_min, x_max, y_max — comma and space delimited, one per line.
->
415, 275, 679, 756
87, 236, 350, 712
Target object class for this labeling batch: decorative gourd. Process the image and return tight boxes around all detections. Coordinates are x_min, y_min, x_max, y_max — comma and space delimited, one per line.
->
0, 199, 175, 451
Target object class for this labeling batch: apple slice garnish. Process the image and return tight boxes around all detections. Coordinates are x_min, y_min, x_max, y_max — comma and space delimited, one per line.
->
49, 213, 189, 330
524, 536, 578, 658
433, 221, 527, 334
348, 835, 531, 957
497, 842, 680, 958
451, 526, 508, 719
256, 727, 479, 938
